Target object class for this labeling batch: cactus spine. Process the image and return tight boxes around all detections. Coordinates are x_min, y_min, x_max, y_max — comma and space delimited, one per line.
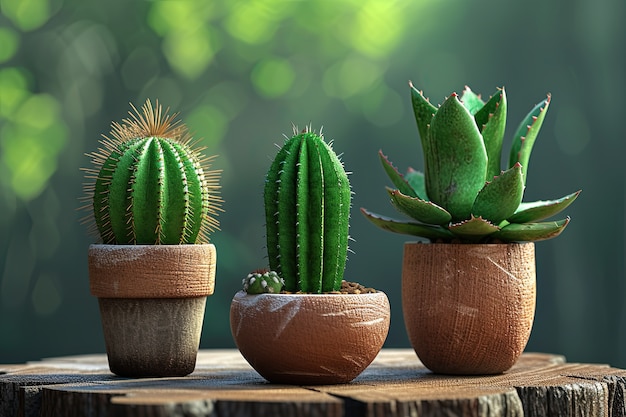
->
264, 127, 351, 293
82, 99, 222, 244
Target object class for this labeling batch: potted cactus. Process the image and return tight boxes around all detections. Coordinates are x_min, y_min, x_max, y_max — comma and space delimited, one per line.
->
81, 99, 222, 377
361, 83, 580, 375
230, 126, 390, 385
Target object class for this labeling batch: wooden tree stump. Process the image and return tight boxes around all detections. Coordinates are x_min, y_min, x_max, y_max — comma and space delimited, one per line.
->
1, 350, 625, 417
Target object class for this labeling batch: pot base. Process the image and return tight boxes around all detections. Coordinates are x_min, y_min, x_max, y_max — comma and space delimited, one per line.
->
99, 297, 207, 377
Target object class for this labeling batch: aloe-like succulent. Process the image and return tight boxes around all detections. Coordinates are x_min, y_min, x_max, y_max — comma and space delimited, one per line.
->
81, 99, 222, 244
361, 83, 580, 243
264, 126, 351, 293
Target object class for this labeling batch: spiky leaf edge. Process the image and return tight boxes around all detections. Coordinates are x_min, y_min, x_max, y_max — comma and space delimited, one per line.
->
460, 86, 485, 115
386, 188, 451, 225
447, 216, 500, 242
507, 190, 581, 223
471, 163, 524, 225
409, 81, 438, 148
491, 217, 570, 242
474, 88, 507, 179
379, 150, 419, 198
508, 94, 551, 185
360, 208, 454, 241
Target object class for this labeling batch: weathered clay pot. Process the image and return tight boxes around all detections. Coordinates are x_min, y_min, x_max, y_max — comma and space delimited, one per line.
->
402, 242, 536, 375
230, 291, 390, 384
88, 244, 216, 377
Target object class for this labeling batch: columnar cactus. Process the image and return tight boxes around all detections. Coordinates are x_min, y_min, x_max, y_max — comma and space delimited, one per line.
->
362, 83, 580, 243
264, 126, 351, 293
81, 99, 222, 244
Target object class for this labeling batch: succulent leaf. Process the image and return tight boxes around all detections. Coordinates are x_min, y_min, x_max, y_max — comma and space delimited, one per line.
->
379, 150, 418, 198
474, 89, 503, 132
404, 168, 428, 201
474, 89, 507, 179
460, 86, 485, 115
425, 93, 487, 221
360, 208, 454, 240
491, 217, 570, 242
363, 84, 579, 244
409, 81, 437, 147
386, 188, 451, 225
508, 94, 551, 184
471, 163, 524, 225
448, 216, 500, 241
507, 190, 581, 223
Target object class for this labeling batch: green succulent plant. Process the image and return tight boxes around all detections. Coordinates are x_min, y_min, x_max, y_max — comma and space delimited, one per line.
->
242, 270, 285, 294
81, 99, 222, 244
361, 83, 580, 243
264, 126, 351, 293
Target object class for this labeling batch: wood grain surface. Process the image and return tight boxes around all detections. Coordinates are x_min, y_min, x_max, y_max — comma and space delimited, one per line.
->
1, 349, 625, 417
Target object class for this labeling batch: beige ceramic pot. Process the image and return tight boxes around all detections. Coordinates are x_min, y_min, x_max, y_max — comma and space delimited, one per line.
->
88, 244, 216, 377
230, 290, 390, 384
402, 242, 536, 375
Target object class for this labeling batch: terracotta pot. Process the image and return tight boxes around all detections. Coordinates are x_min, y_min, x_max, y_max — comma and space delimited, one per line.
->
402, 242, 536, 375
230, 291, 390, 384
88, 244, 216, 377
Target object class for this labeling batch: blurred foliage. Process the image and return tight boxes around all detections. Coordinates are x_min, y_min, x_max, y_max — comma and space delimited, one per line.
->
0, 0, 624, 369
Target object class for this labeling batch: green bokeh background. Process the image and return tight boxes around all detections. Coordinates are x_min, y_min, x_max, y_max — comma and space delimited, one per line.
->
1, 0, 624, 367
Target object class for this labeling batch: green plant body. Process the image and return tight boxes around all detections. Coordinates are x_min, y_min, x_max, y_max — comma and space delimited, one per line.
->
362, 83, 580, 243
243, 270, 285, 294
82, 99, 222, 244
264, 127, 351, 293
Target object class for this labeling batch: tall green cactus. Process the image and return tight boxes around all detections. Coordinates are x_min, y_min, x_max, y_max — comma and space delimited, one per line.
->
81, 99, 222, 244
264, 127, 351, 293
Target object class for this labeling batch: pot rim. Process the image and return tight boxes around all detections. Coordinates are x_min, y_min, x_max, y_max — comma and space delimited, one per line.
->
89, 243, 216, 250
232, 289, 387, 298
89, 243, 216, 298
403, 241, 535, 246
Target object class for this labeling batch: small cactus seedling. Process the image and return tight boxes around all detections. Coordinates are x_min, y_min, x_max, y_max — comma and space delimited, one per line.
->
81, 99, 222, 244
264, 126, 351, 293
362, 83, 580, 243
243, 270, 285, 294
